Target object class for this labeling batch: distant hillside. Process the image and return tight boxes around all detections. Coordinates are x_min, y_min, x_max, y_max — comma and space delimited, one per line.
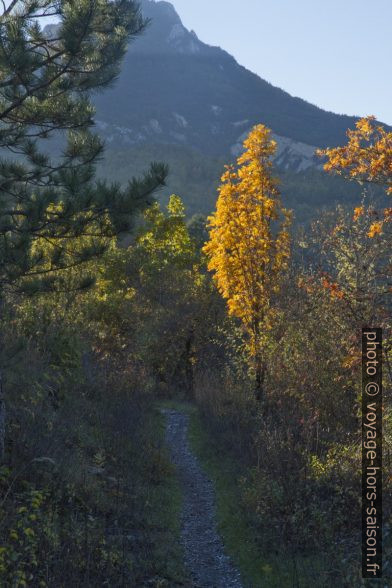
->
46, 0, 388, 221
94, 0, 364, 159
97, 142, 370, 225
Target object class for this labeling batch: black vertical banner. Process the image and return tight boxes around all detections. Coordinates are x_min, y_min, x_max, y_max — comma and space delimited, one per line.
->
362, 328, 382, 579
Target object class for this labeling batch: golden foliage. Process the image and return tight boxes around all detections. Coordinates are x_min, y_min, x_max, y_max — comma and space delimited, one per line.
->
353, 206, 365, 222
318, 116, 392, 236
321, 276, 345, 300
317, 116, 392, 194
367, 221, 383, 238
203, 124, 291, 353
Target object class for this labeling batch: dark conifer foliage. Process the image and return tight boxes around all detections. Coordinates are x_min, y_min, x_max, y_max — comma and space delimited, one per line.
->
0, 0, 167, 292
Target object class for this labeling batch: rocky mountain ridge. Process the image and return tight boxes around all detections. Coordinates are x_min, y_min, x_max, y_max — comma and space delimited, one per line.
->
92, 0, 368, 172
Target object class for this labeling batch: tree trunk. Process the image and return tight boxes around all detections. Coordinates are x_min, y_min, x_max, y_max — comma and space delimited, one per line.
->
255, 355, 265, 403
252, 320, 265, 403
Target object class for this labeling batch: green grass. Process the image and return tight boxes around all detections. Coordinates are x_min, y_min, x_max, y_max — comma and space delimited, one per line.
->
145, 405, 189, 585
153, 401, 338, 586
156, 398, 197, 415
187, 409, 333, 588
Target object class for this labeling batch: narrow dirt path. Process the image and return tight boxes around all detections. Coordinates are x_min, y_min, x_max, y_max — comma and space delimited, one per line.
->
162, 409, 243, 588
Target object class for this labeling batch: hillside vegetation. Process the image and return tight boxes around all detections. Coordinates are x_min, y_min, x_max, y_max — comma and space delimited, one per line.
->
98, 142, 375, 224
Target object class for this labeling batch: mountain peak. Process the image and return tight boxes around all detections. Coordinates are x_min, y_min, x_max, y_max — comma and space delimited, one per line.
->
94, 0, 372, 163
140, 0, 181, 24
135, 0, 210, 55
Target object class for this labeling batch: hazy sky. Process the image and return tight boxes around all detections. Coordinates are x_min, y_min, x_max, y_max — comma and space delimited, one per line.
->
171, 0, 392, 125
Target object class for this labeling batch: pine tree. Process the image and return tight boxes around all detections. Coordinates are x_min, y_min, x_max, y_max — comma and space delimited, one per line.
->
203, 124, 291, 401
0, 1, 168, 459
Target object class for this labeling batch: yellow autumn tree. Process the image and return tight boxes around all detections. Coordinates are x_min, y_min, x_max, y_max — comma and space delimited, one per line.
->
203, 124, 291, 400
317, 116, 392, 236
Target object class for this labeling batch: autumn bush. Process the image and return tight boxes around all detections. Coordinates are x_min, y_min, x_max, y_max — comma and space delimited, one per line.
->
0, 236, 185, 586
196, 180, 392, 583
0, 330, 170, 585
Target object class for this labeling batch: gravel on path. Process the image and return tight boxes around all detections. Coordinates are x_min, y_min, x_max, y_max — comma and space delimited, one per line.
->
162, 409, 244, 588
